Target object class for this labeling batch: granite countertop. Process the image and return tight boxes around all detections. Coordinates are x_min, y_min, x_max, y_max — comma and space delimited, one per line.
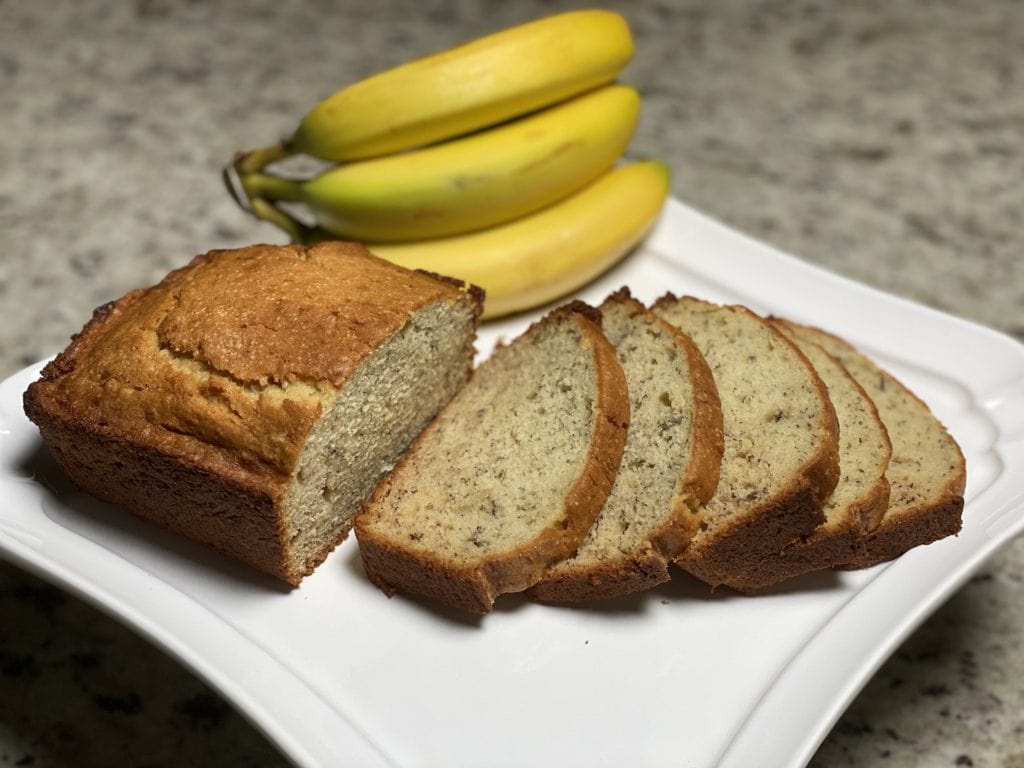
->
2, 1, 1022, 766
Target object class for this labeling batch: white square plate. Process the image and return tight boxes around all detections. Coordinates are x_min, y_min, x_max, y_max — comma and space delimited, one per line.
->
2, 198, 1022, 768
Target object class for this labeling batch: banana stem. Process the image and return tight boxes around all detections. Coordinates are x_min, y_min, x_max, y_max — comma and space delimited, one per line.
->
239, 172, 305, 203
249, 197, 312, 243
224, 140, 319, 244
232, 140, 294, 175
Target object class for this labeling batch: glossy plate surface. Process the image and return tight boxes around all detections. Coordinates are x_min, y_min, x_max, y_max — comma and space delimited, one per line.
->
2, 198, 1022, 768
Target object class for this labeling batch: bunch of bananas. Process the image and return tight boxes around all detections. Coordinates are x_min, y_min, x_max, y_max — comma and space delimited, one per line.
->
226, 10, 669, 319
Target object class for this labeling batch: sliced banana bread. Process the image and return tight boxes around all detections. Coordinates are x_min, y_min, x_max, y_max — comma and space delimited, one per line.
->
651, 295, 840, 591
355, 301, 630, 614
529, 290, 724, 602
772, 320, 966, 567
744, 329, 893, 588
24, 242, 483, 585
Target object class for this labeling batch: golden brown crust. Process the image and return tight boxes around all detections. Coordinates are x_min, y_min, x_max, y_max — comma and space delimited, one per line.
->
527, 544, 677, 603
24, 242, 480, 585
357, 536, 500, 614
355, 302, 630, 614
413, 268, 486, 317
28, 413, 303, 582
842, 496, 964, 569
159, 242, 471, 387
728, 452, 893, 592
678, 486, 825, 590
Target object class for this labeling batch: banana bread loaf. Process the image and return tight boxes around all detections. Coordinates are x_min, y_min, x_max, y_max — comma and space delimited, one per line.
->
24, 241, 482, 585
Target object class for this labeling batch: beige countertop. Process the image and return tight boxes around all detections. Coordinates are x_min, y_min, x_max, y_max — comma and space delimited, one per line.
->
2, 1, 1022, 766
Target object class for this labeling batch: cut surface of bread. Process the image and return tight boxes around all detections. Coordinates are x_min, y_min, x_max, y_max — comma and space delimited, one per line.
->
773, 320, 966, 567
24, 242, 482, 585
651, 295, 839, 591
529, 290, 723, 602
355, 302, 629, 614
748, 328, 893, 587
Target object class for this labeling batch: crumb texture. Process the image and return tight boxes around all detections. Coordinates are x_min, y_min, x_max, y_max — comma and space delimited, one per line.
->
531, 291, 723, 600
362, 315, 598, 561
356, 304, 629, 612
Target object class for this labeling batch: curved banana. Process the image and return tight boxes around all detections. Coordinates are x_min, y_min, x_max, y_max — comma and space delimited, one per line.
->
239, 84, 641, 243
286, 10, 634, 164
366, 161, 670, 320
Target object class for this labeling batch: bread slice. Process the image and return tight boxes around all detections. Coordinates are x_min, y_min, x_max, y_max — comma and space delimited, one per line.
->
528, 290, 723, 602
355, 301, 630, 614
771, 319, 966, 567
651, 295, 840, 591
745, 327, 893, 586
24, 242, 482, 585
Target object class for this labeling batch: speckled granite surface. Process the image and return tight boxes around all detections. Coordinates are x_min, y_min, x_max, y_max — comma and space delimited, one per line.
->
1, 1, 1022, 766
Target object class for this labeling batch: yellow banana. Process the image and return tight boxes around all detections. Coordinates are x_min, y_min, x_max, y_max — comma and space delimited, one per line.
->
236, 10, 634, 170
366, 161, 670, 320
239, 84, 641, 243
